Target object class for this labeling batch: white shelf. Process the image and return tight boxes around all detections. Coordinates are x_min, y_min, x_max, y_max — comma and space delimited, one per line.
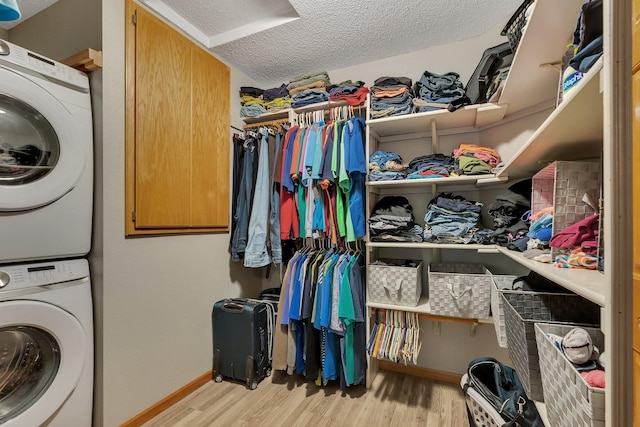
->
367, 296, 493, 324
367, 242, 605, 306
497, 0, 588, 116
241, 109, 291, 124
367, 174, 496, 190
496, 247, 606, 307
497, 58, 604, 180
366, 103, 506, 137
367, 242, 490, 251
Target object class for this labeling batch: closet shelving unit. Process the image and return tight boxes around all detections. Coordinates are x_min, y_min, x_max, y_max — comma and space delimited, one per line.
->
363, 0, 606, 405
239, 0, 610, 420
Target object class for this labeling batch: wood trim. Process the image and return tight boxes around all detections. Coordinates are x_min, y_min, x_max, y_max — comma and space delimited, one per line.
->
119, 370, 212, 427
60, 48, 102, 72
125, 0, 137, 237
377, 360, 461, 385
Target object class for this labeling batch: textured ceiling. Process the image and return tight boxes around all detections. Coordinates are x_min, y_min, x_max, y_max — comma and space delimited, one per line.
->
3, 0, 524, 86
0, 0, 59, 30
144, 0, 524, 86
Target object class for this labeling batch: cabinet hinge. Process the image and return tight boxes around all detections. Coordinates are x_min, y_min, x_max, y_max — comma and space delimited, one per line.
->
132, 210, 136, 222
132, 11, 137, 26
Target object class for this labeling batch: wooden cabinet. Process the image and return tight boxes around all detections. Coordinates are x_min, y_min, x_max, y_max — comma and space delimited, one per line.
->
634, 0, 640, 70
635, 350, 640, 427
125, 0, 230, 236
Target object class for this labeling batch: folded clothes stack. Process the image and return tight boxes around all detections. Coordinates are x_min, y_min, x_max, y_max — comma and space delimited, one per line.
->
405, 153, 455, 179
368, 195, 423, 242
239, 86, 266, 117
370, 76, 414, 118
486, 179, 532, 249
262, 83, 291, 112
288, 71, 331, 108
413, 71, 470, 113
452, 143, 501, 175
368, 150, 406, 181
423, 192, 484, 244
328, 80, 369, 106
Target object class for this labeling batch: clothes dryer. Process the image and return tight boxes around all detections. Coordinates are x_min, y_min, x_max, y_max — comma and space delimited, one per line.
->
0, 258, 93, 426
0, 39, 93, 263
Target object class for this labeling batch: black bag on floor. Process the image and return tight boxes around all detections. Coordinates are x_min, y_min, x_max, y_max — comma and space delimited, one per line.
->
211, 298, 274, 389
461, 357, 544, 427
465, 42, 514, 105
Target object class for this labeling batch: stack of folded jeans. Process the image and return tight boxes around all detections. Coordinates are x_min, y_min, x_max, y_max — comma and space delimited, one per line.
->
239, 86, 266, 117
262, 83, 291, 112
405, 154, 454, 179
486, 179, 532, 249
370, 76, 414, 118
329, 81, 369, 106
368, 150, 406, 181
369, 196, 423, 242
413, 71, 469, 113
423, 193, 483, 244
291, 89, 329, 107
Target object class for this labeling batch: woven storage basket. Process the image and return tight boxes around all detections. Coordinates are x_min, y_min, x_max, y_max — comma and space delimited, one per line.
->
367, 259, 422, 307
428, 263, 491, 319
535, 323, 605, 427
531, 160, 602, 260
489, 274, 519, 348
500, 0, 534, 53
502, 292, 600, 401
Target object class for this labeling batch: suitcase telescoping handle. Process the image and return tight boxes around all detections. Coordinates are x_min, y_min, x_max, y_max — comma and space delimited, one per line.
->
222, 301, 245, 313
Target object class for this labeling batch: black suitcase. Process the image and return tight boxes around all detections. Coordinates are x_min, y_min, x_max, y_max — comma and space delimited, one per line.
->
211, 298, 273, 389
465, 42, 514, 105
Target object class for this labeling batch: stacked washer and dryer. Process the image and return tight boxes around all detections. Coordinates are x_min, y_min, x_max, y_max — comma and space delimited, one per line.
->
0, 39, 95, 426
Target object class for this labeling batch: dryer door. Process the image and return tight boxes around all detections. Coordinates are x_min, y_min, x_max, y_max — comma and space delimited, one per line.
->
0, 301, 87, 427
0, 66, 86, 211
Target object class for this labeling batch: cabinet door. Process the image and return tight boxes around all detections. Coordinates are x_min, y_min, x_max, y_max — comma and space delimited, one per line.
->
634, 71, 640, 273
191, 47, 230, 227
635, 279, 640, 352
635, 350, 640, 427
634, 0, 640, 71
134, 5, 192, 229
125, 0, 230, 235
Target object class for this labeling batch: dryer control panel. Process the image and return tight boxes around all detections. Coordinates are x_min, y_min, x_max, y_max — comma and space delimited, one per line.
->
0, 258, 89, 291
0, 38, 89, 91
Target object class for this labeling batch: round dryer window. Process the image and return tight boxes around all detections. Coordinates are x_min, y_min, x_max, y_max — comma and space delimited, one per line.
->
0, 301, 86, 426
0, 94, 60, 185
0, 65, 87, 212
0, 326, 60, 422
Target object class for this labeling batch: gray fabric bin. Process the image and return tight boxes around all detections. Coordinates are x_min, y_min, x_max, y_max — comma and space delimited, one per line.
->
501, 292, 600, 401
535, 323, 605, 427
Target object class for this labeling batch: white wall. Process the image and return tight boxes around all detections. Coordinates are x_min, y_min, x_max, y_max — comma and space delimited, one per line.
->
8, 0, 100, 59
101, 2, 264, 426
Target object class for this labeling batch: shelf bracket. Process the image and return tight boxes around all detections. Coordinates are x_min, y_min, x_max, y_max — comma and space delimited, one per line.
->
431, 119, 438, 153
432, 321, 441, 336
470, 322, 479, 337
540, 61, 562, 73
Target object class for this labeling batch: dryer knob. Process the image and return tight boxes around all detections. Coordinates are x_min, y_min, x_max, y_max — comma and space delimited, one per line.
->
0, 271, 8, 288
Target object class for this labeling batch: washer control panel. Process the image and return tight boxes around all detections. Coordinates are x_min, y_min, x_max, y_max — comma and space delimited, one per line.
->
0, 258, 89, 291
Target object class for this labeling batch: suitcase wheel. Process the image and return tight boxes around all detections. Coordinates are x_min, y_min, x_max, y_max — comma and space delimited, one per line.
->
214, 374, 223, 383
247, 380, 258, 390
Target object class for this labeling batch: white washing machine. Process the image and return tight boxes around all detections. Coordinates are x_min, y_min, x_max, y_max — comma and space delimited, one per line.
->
0, 38, 93, 263
0, 258, 93, 426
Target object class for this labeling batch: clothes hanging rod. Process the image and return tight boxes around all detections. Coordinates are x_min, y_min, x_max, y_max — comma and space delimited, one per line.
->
230, 125, 243, 132
242, 118, 290, 129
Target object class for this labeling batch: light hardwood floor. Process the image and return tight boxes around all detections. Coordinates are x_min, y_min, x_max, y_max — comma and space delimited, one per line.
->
141, 370, 469, 427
